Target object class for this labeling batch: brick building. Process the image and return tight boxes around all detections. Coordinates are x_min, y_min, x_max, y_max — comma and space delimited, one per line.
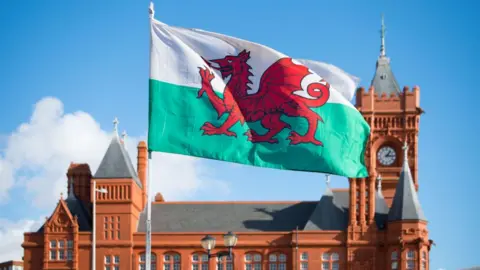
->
21, 22, 433, 270
0, 260, 24, 270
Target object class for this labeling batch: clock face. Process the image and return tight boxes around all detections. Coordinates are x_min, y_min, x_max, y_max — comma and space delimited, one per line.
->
377, 146, 396, 166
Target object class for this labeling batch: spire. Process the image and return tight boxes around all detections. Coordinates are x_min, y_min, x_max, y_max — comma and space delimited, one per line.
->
94, 127, 143, 188
113, 117, 119, 136
377, 174, 382, 191
380, 14, 386, 58
371, 14, 401, 96
304, 174, 346, 231
122, 130, 128, 145
149, 1, 155, 18
388, 142, 426, 222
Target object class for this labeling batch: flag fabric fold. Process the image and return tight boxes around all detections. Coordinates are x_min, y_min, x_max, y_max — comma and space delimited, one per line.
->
148, 19, 370, 178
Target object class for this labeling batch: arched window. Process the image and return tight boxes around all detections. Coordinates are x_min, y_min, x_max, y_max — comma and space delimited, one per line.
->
421, 250, 427, 270
300, 252, 308, 269
391, 250, 398, 270
321, 252, 339, 270
163, 252, 181, 270
139, 253, 157, 270
192, 252, 209, 270
406, 249, 415, 269
268, 253, 286, 270
245, 252, 262, 270
216, 254, 233, 270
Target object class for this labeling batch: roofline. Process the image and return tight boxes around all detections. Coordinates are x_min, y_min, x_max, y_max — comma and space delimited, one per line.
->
132, 230, 344, 235
151, 200, 318, 205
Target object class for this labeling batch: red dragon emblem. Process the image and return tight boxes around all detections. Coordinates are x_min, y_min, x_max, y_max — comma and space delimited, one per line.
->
197, 50, 331, 146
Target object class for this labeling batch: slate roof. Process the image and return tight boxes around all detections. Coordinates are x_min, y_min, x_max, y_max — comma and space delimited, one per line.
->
304, 187, 348, 231
375, 183, 390, 229
388, 145, 426, 222
37, 189, 92, 232
94, 135, 142, 188
137, 188, 391, 233
137, 202, 317, 232
64, 194, 92, 231
371, 56, 401, 96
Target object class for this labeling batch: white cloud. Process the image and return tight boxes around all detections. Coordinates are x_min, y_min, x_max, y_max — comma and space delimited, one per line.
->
0, 97, 229, 262
0, 218, 45, 262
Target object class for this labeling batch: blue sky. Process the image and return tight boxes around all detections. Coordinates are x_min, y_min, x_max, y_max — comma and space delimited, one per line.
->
0, 0, 479, 269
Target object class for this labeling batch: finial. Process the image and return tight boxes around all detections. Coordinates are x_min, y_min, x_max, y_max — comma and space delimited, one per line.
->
376, 174, 382, 190
122, 130, 128, 144
325, 174, 330, 187
113, 117, 119, 135
402, 140, 409, 161
60, 192, 64, 200
149, 2, 155, 18
380, 13, 386, 57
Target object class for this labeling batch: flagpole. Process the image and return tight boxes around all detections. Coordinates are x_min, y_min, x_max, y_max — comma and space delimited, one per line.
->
146, 2, 155, 270
145, 151, 152, 270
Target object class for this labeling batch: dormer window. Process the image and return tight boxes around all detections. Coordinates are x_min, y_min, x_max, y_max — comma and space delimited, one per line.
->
380, 73, 387, 80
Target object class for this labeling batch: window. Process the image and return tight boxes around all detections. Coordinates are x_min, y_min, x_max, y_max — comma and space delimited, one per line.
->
105, 255, 119, 270
104, 216, 120, 240
216, 254, 232, 270
421, 251, 427, 270
245, 252, 262, 270
139, 253, 157, 270
268, 253, 286, 270
300, 252, 308, 269
164, 253, 181, 270
49, 239, 73, 261
192, 253, 208, 270
321, 252, 339, 270
391, 251, 398, 270
406, 249, 415, 269
50, 250, 56, 260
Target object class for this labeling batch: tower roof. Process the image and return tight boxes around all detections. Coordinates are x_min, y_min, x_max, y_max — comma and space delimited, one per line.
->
388, 143, 426, 222
371, 15, 401, 96
304, 175, 348, 230
93, 118, 142, 188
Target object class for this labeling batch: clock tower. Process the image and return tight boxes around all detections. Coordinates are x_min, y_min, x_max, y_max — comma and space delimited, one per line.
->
355, 16, 423, 208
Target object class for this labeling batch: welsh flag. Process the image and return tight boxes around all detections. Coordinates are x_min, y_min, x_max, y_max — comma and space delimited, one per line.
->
148, 19, 370, 178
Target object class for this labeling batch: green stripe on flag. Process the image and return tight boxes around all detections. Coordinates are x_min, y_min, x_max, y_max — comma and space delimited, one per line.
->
148, 79, 370, 177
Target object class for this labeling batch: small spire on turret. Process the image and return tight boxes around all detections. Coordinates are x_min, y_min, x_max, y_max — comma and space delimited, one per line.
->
122, 130, 128, 145
149, 1, 155, 18
403, 140, 409, 162
113, 117, 119, 136
380, 14, 386, 58
377, 174, 382, 190
325, 174, 330, 187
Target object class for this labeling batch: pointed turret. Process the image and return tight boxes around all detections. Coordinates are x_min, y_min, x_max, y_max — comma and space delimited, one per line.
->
94, 118, 143, 188
388, 142, 426, 222
304, 174, 347, 230
374, 175, 389, 229
371, 15, 401, 96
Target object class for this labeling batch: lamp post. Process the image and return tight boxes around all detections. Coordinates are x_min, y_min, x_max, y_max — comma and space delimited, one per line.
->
92, 179, 108, 270
201, 232, 238, 269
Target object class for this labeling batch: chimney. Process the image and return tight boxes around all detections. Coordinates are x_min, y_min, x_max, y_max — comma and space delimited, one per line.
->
137, 141, 148, 206
66, 163, 92, 205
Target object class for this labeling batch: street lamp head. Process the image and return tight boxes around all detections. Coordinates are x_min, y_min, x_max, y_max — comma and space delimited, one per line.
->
201, 235, 216, 251
223, 231, 238, 248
